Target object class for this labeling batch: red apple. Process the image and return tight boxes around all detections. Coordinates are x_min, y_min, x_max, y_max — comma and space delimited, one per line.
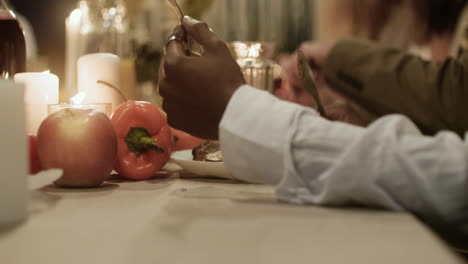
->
37, 109, 117, 188
28, 134, 42, 175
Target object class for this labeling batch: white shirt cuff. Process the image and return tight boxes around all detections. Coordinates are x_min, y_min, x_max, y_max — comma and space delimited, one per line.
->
220, 85, 319, 184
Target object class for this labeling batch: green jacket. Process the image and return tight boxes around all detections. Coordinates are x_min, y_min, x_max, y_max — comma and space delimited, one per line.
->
323, 39, 468, 136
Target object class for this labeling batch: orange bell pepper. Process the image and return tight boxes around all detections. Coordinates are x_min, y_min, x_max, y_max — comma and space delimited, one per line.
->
111, 101, 173, 180
171, 127, 206, 151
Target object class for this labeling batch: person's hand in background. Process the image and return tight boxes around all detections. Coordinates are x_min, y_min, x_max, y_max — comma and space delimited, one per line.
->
277, 41, 332, 104
277, 41, 364, 126
324, 100, 364, 126
159, 17, 246, 140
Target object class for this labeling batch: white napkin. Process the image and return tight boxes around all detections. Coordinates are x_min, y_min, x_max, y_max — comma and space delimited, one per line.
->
28, 169, 63, 190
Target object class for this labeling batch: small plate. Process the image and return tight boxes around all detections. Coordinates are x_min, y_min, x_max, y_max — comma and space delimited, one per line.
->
171, 150, 233, 180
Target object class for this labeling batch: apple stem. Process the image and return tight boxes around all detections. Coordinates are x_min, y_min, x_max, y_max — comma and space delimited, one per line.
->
97, 80, 128, 102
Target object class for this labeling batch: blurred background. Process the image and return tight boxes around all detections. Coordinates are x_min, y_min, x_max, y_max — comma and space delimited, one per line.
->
9, 0, 466, 102
11, 0, 315, 80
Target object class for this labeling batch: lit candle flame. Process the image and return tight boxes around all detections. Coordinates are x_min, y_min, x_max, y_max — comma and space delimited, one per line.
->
232, 42, 262, 59
70, 92, 86, 105
69, 9, 82, 25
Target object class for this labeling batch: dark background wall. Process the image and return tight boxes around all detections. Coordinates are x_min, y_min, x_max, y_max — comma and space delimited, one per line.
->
12, 0, 76, 79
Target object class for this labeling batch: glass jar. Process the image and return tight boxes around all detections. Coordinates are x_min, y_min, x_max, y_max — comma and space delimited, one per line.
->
77, 0, 128, 55
65, 0, 131, 100
230, 41, 276, 92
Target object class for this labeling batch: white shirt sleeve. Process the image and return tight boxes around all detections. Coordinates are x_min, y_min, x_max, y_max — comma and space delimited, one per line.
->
219, 85, 468, 221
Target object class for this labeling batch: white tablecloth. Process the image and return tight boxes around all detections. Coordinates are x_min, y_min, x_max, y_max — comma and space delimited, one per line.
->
0, 173, 464, 264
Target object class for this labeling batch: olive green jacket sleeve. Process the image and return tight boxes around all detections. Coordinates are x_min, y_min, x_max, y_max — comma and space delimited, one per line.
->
323, 39, 468, 136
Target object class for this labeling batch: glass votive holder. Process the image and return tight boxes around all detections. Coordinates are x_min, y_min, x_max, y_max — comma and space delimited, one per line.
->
229, 41, 276, 93
48, 103, 112, 117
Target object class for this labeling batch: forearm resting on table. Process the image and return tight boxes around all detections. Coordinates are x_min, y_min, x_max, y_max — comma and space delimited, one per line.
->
220, 85, 468, 225
323, 38, 468, 136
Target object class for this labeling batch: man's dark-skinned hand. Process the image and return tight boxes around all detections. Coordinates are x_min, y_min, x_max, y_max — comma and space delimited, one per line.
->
159, 17, 246, 140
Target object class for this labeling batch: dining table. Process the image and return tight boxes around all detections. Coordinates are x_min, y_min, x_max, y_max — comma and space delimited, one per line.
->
0, 170, 465, 264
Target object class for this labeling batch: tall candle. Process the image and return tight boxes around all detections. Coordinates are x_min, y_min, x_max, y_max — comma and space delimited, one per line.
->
65, 9, 82, 99
15, 72, 60, 135
0, 80, 28, 226
77, 53, 124, 110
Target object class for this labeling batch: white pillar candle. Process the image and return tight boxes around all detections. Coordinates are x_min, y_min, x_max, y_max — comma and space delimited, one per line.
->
77, 53, 124, 110
15, 72, 60, 135
64, 9, 82, 100
0, 80, 28, 226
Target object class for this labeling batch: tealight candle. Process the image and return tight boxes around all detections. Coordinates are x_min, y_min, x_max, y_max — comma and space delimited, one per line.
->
48, 103, 112, 117
15, 71, 60, 135
77, 53, 125, 110
230, 42, 275, 92
0, 81, 28, 226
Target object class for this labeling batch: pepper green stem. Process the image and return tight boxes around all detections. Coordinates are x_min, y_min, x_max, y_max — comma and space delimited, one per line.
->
139, 137, 165, 152
125, 127, 165, 156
